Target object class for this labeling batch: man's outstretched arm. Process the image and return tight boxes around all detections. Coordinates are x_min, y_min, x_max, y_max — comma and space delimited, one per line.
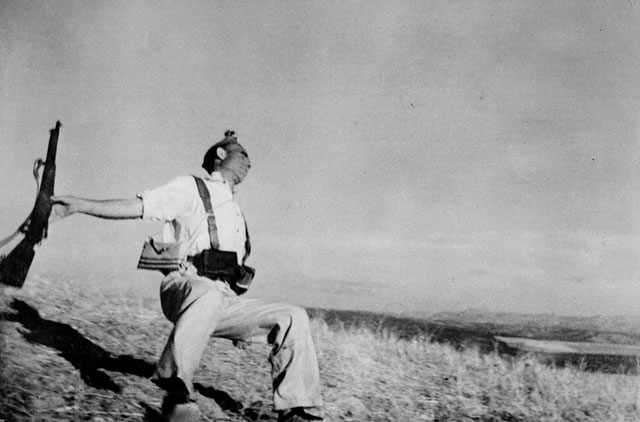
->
51, 196, 143, 220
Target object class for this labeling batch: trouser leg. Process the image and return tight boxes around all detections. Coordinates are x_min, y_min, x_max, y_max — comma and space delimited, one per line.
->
153, 274, 231, 397
152, 273, 322, 410
213, 298, 323, 410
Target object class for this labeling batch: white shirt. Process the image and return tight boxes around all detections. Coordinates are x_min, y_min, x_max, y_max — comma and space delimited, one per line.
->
139, 172, 247, 264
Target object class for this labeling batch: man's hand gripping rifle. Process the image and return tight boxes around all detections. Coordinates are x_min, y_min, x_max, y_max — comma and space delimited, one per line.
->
0, 121, 61, 288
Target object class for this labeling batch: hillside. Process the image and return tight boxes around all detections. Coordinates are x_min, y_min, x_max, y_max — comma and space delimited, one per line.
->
2, 274, 640, 421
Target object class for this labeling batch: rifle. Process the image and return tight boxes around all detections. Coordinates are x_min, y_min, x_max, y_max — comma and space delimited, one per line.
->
0, 121, 61, 287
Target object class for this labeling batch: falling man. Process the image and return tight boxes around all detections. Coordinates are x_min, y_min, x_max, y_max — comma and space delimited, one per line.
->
51, 130, 324, 422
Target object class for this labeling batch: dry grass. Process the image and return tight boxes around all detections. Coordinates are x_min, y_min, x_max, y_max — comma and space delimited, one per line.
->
1, 274, 639, 421
312, 322, 640, 422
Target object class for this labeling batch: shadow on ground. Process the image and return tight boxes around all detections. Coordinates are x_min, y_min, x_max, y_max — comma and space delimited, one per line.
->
194, 383, 243, 412
195, 384, 278, 421
2, 298, 277, 421
1, 298, 157, 392
139, 401, 163, 422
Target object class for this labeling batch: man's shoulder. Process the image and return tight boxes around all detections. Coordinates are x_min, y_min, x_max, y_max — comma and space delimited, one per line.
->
148, 175, 199, 196
166, 175, 200, 187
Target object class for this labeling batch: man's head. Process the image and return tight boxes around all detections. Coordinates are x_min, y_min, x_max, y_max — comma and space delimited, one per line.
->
202, 130, 251, 185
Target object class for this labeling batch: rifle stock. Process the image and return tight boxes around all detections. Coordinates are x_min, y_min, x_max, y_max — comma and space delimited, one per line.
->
0, 121, 61, 287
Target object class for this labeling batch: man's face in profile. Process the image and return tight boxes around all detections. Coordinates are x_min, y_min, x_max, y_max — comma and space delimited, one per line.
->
219, 143, 251, 185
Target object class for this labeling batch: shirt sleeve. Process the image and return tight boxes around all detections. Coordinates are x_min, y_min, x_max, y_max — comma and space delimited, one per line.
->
138, 176, 196, 221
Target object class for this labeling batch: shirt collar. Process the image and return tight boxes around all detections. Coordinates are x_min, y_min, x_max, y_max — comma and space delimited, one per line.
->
205, 171, 234, 193
206, 171, 224, 182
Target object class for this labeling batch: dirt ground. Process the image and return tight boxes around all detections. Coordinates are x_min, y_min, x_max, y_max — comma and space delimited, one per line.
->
2, 273, 639, 422
1, 274, 294, 422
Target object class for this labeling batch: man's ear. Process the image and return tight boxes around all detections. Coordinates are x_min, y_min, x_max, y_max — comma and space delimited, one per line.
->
216, 147, 228, 160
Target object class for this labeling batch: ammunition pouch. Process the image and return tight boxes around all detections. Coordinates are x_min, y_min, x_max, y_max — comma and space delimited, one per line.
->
137, 239, 183, 275
191, 249, 255, 295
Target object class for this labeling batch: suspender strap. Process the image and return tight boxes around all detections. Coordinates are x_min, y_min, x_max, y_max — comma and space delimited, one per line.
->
193, 176, 220, 250
242, 215, 251, 263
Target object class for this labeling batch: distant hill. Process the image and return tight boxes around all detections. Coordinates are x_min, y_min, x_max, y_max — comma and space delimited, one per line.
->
307, 307, 640, 349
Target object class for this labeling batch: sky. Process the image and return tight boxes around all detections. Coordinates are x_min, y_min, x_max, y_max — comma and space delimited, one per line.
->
2, 0, 640, 317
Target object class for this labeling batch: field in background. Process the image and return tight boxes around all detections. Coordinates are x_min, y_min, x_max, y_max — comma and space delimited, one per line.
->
1, 274, 640, 421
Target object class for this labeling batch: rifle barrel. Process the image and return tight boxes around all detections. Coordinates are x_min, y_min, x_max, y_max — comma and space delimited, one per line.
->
46, 121, 61, 165
0, 121, 62, 288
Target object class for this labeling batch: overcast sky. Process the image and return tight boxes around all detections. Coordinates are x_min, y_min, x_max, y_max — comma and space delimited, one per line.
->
2, 1, 640, 317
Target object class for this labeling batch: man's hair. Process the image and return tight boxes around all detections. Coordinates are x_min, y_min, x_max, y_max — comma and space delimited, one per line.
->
202, 130, 238, 173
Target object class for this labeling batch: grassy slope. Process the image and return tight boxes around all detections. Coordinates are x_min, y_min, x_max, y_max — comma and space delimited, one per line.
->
1, 275, 639, 422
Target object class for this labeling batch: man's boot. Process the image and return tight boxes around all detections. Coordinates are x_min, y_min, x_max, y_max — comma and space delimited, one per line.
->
278, 407, 323, 422
161, 394, 200, 422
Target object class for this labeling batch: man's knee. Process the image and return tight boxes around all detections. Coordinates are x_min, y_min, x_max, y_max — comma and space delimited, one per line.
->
279, 305, 311, 335
266, 305, 311, 345
161, 277, 225, 322
289, 305, 310, 326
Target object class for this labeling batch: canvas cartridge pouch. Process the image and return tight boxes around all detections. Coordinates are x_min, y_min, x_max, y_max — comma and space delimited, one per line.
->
137, 238, 183, 274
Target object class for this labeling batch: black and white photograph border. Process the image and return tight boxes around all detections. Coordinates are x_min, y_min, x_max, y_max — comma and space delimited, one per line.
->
2, 1, 640, 421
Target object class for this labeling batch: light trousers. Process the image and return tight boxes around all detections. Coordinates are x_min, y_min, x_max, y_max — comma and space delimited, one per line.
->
152, 270, 323, 411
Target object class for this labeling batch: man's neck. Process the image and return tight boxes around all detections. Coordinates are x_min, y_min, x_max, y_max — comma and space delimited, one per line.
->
212, 169, 237, 190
